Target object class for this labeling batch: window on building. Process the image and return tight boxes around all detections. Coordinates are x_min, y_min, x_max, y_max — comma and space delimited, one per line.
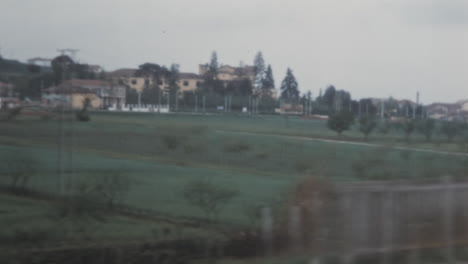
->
183, 81, 189, 86
131, 79, 137, 85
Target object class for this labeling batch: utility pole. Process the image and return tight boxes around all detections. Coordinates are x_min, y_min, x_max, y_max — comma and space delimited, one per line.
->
195, 94, 198, 112
167, 89, 171, 112
256, 97, 259, 114
415, 91, 420, 119
57, 60, 67, 195
158, 88, 161, 113
202, 95, 206, 113
358, 101, 361, 118
380, 100, 385, 121
224, 95, 228, 113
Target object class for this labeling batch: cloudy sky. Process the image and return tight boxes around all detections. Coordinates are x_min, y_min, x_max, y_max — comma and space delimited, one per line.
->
1, 0, 467, 103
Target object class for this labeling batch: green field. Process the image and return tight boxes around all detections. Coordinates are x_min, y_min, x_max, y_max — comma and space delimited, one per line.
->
0, 112, 467, 248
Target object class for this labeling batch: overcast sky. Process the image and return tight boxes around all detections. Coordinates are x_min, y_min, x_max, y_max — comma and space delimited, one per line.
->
1, 0, 467, 103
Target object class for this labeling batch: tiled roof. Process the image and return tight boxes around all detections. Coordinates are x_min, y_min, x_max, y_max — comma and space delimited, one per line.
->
65, 79, 110, 87
178, 72, 202, 79
107, 68, 137, 78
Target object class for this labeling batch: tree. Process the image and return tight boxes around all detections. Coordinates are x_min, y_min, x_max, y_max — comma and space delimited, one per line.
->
27, 64, 41, 73
319, 85, 352, 114
358, 98, 378, 116
125, 87, 139, 105
417, 119, 435, 142
253, 51, 266, 94
261, 64, 275, 97
280, 68, 299, 100
168, 64, 180, 107
378, 120, 392, 135
208, 51, 219, 78
136, 63, 170, 104
359, 116, 377, 141
136, 63, 169, 82
51, 55, 74, 85
399, 119, 416, 143
226, 79, 253, 96
322, 85, 336, 111
182, 179, 239, 222
76, 97, 91, 121
201, 52, 224, 95
2, 151, 39, 193
327, 110, 354, 136
73, 63, 96, 80
93, 173, 131, 209
439, 121, 461, 142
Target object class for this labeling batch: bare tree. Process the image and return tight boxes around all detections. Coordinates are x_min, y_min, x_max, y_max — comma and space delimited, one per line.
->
3, 151, 39, 193
93, 172, 132, 209
182, 179, 239, 222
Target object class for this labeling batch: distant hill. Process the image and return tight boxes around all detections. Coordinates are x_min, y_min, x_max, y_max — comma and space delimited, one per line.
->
0, 56, 52, 82
0, 57, 28, 74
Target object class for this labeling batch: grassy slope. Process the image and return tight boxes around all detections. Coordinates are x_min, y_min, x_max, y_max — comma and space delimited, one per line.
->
0, 112, 466, 227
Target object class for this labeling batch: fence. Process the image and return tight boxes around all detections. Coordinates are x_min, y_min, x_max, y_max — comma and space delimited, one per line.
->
108, 104, 169, 113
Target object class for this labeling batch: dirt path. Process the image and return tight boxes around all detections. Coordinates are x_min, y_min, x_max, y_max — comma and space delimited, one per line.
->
217, 130, 468, 158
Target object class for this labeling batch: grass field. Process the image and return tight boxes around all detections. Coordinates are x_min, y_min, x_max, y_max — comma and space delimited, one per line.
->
0, 112, 467, 246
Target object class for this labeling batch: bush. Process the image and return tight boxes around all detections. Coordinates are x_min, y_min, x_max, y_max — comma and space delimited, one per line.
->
76, 110, 90, 121
327, 110, 354, 136
161, 134, 181, 150
182, 179, 239, 221
76, 97, 91, 122
0, 106, 22, 121
224, 142, 251, 154
359, 116, 377, 140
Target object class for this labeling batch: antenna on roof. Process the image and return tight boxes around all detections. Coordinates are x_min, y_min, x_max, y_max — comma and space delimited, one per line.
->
57, 48, 80, 62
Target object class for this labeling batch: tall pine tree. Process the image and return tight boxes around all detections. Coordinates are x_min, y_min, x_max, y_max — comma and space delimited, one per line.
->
262, 64, 275, 97
280, 68, 299, 100
208, 51, 219, 78
253, 51, 266, 95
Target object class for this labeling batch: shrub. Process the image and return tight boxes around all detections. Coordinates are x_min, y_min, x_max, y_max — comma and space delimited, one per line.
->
1, 106, 22, 121
182, 179, 239, 222
359, 116, 377, 140
224, 142, 251, 154
76, 97, 91, 122
76, 110, 90, 121
161, 134, 181, 150
327, 110, 354, 136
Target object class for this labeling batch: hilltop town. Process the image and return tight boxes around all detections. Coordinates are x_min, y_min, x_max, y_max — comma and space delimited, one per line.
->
1, 51, 467, 121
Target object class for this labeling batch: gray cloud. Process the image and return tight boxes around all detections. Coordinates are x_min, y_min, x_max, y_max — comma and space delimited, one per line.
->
396, 0, 468, 26
0, 0, 467, 103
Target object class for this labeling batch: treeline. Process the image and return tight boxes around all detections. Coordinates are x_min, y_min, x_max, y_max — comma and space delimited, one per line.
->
0, 55, 106, 99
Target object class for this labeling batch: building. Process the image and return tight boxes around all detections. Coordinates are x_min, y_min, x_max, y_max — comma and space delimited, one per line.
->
199, 64, 255, 82
88, 64, 103, 73
108, 68, 203, 94
27, 57, 52, 67
108, 68, 159, 93
0, 81, 13, 97
176, 72, 203, 93
426, 102, 467, 121
43, 79, 126, 109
